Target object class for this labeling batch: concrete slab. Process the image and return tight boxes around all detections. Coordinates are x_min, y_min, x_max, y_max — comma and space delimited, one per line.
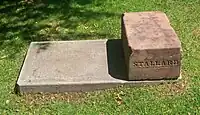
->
16, 39, 180, 93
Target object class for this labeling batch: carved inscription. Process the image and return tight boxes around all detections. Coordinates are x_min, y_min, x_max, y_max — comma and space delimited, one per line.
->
133, 60, 179, 68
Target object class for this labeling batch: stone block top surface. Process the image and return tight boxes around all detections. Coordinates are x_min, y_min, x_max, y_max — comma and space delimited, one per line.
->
122, 11, 181, 50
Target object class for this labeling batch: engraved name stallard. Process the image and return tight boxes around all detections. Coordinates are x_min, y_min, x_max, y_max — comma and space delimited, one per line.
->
133, 60, 180, 68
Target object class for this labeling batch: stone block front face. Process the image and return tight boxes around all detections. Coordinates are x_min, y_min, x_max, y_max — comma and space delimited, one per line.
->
129, 48, 181, 80
122, 11, 181, 80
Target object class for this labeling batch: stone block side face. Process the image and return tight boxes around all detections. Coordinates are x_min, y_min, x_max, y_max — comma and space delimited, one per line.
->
121, 14, 131, 73
129, 48, 181, 80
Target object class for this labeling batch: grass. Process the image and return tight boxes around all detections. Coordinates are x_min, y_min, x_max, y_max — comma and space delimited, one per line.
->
0, 0, 200, 114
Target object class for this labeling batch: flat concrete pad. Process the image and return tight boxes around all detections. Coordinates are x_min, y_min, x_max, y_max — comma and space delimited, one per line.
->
17, 39, 180, 93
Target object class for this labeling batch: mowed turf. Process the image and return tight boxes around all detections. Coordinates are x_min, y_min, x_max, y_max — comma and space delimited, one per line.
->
0, 0, 200, 114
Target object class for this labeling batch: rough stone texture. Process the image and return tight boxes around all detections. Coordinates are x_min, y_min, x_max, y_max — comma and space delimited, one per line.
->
122, 11, 182, 80
16, 40, 180, 93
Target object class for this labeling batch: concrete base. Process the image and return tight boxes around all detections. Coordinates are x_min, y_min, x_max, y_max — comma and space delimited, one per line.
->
16, 39, 181, 93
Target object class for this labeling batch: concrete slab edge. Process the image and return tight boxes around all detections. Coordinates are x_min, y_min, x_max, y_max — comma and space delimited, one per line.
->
17, 76, 181, 94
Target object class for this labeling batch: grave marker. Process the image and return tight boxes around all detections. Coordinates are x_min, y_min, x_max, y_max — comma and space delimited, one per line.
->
16, 11, 182, 93
122, 11, 182, 80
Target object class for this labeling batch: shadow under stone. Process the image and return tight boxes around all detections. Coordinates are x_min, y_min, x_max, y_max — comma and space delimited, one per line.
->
106, 39, 128, 80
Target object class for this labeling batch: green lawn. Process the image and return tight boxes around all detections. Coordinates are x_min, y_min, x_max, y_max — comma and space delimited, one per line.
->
0, 0, 200, 114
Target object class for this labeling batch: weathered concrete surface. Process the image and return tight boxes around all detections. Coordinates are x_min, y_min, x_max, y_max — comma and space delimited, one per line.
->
16, 39, 180, 93
122, 11, 182, 80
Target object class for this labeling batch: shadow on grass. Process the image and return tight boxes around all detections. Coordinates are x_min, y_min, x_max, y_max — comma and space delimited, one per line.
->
0, 0, 120, 58
0, 0, 118, 41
